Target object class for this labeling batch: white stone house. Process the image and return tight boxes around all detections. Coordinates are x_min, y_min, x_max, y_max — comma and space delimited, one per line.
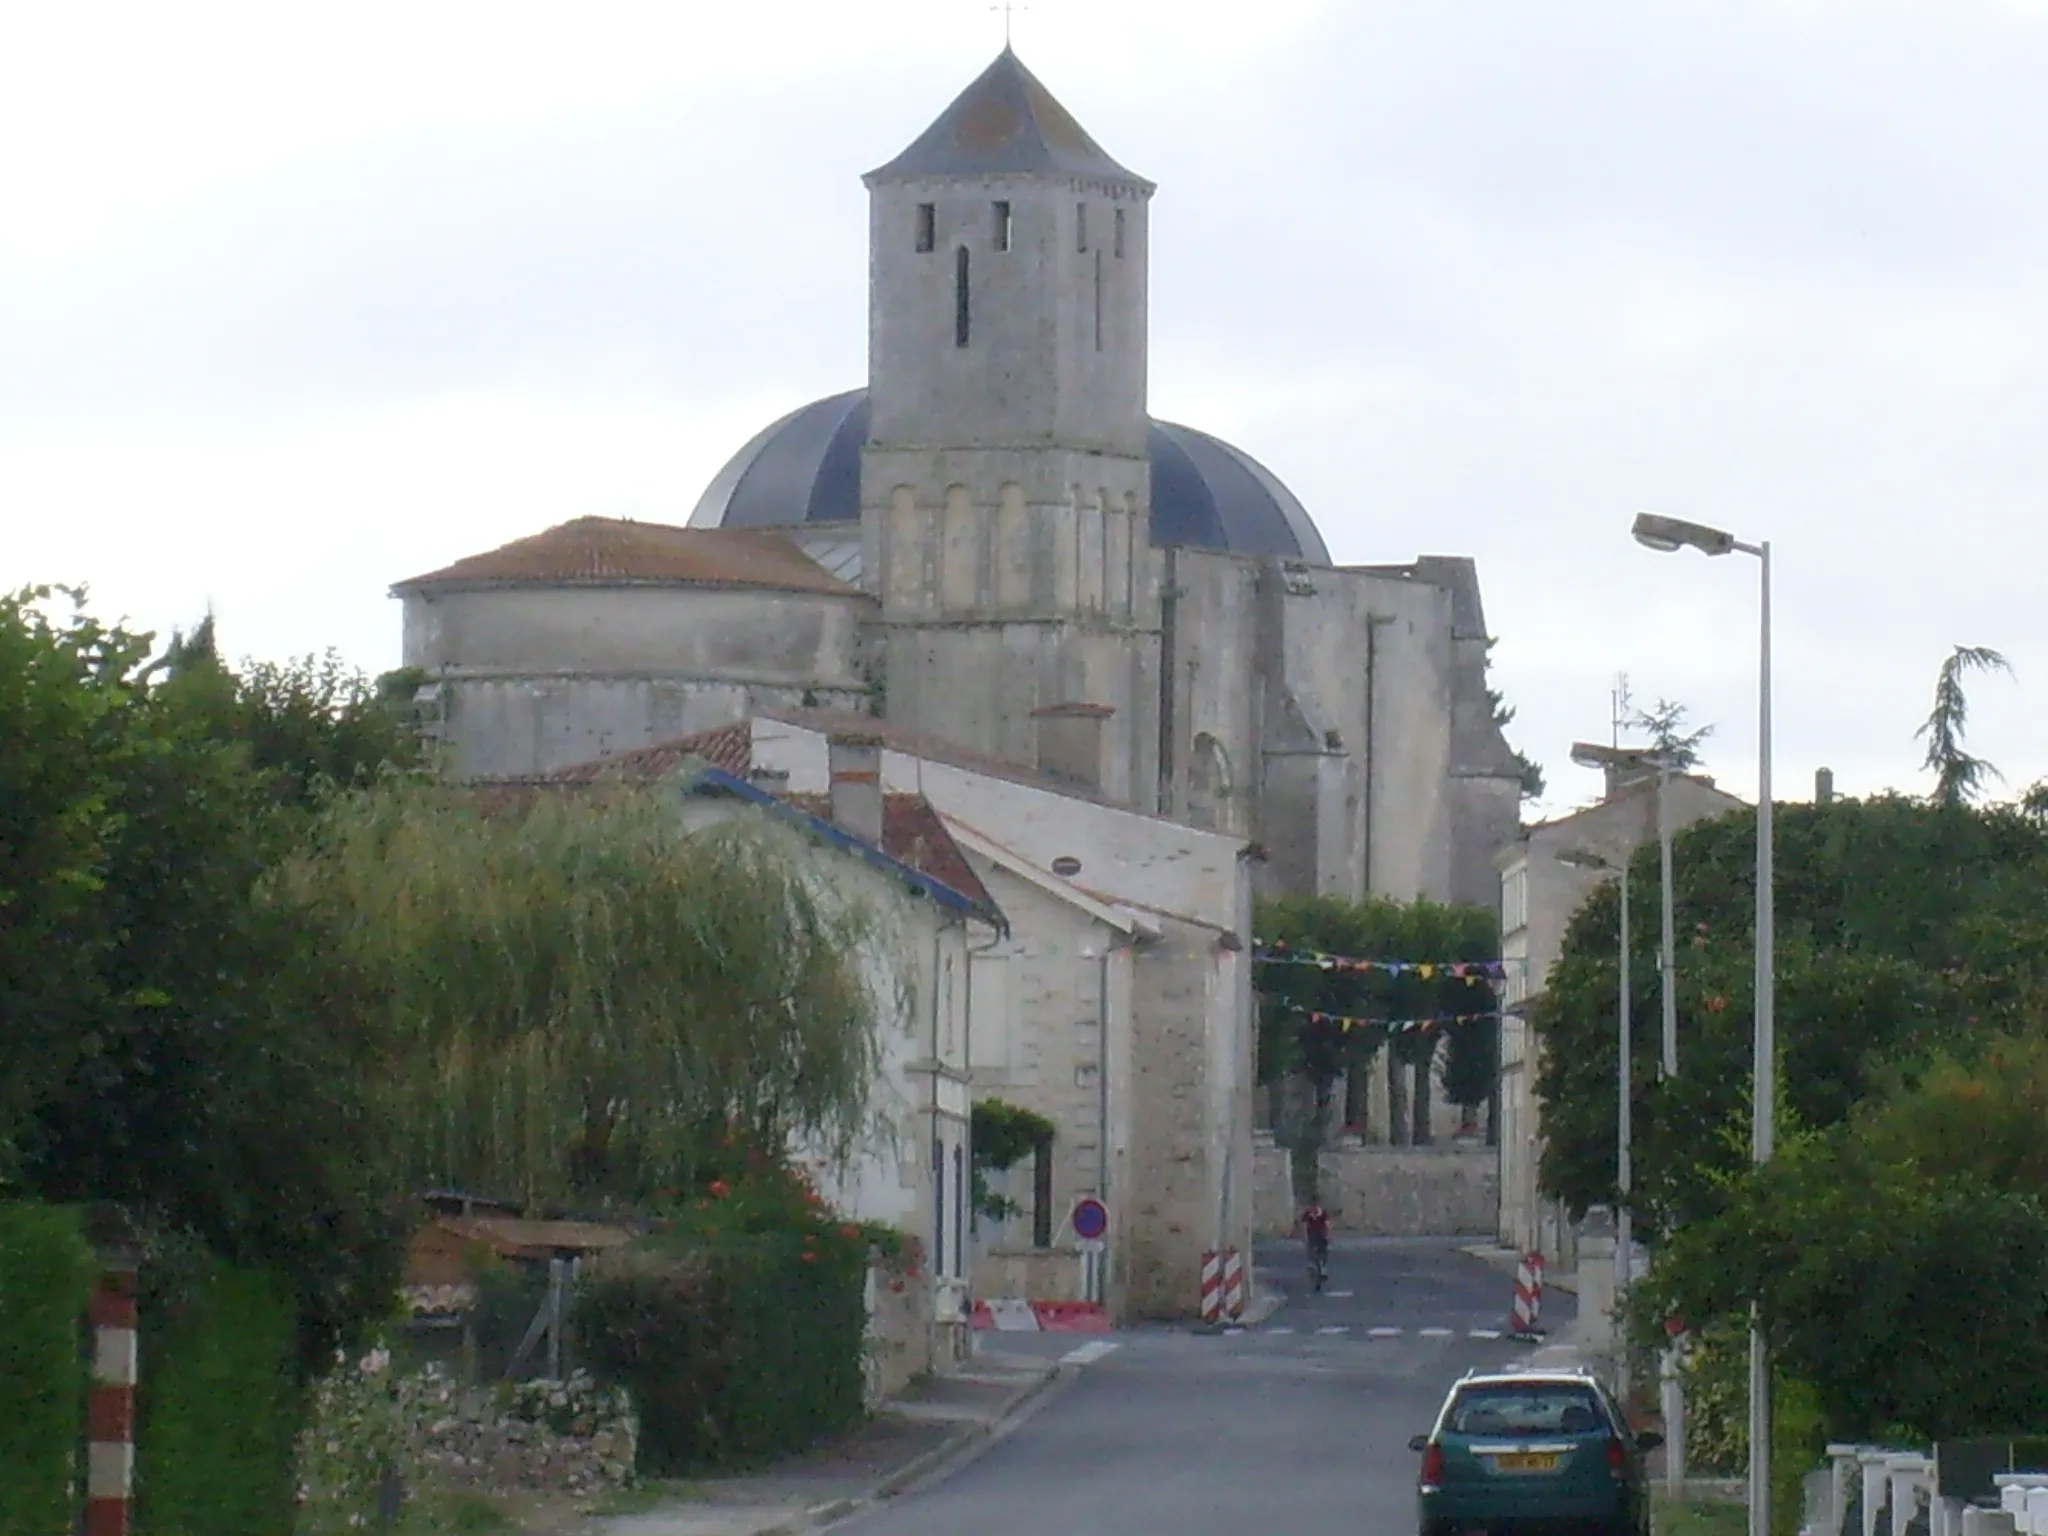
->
1495, 767, 1746, 1266
548, 708, 1261, 1323
533, 738, 1004, 1392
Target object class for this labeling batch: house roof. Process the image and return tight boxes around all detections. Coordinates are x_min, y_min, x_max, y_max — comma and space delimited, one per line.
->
756, 705, 1114, 805
519, 734, 1003, 925
392, 517, 859, 598
866, 48, 1152, 188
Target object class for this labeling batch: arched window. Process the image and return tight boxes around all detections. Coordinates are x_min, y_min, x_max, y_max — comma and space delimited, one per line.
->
1188, 732, 1233, 830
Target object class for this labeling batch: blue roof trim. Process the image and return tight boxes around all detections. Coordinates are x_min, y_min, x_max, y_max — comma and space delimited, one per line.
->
680, 767, 1001, 927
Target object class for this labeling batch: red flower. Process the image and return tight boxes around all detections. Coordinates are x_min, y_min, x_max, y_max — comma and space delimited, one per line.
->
709, 1179, 731, 1198
1706, 995, 1728, 1014
800, 1251, 819, 1264
839, 1224, 862, 1240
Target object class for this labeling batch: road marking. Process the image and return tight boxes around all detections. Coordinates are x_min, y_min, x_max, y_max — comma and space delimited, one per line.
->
1368, 1326, 1402, 1339
1325, 1290, 1355, 1299
1469, 1328, 1504, 1340
1420, 1327, 1455, 1339
1060, 1341, 1120, 1366
1265, 1326, 1296, 1335
1223, 1327, 1245, 1337
1316, 1325, 1350, 1336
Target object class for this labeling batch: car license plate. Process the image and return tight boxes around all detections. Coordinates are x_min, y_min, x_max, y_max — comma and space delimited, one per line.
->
1496, 1452, 1561, 1472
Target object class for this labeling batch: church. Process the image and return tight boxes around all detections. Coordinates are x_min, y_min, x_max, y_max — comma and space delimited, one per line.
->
391, 50, 1523, 1317
396, 47, 1523, 912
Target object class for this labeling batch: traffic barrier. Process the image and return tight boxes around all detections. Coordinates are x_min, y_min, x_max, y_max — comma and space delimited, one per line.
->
1509, 1250, 1545, 1339
1222, 1248, 1246, 1320
1201, 1250, 1225, 1324
86, 1263, 139, 1536
968, 1299, 1110, 1333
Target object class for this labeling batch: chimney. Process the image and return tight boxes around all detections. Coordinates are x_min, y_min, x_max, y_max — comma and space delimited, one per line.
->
1031, 702, 1115, 792
826, 732, 885, 848
1815, 767, 1835, 805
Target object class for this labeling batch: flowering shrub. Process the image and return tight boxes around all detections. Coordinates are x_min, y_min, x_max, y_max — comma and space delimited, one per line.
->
295, 1347, 637, 1531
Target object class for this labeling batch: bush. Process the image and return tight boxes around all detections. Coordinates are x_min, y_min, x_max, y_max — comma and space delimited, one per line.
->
0, 1202, 95, 1536
137, 1252, 304, 1536
575, 1148, 876, 1473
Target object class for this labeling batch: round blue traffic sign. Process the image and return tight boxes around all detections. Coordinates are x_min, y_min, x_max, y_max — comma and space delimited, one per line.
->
1071, 1197, 1109, 1241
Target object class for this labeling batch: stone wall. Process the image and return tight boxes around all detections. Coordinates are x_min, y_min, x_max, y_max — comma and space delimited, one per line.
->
1254, 1141, 1498, 1238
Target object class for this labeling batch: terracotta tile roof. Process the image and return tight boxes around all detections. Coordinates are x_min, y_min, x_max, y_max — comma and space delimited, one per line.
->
531, 722, 756, 783
780, 792, 997, 915
394, 517, 860, 597
517, 726, 997, 914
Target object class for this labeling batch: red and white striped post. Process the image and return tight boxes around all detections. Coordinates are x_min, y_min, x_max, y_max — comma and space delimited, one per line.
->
1221, 1248, 1246, 1320
1199, 1250, 1224, 1324
1510, 1250, 1546, 1339
86, 1261, 140, 1536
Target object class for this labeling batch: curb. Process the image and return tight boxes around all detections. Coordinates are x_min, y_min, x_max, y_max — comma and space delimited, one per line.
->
799, 1362, 1072, 1531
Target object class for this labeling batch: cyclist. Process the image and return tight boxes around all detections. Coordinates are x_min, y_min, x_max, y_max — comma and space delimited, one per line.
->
1300, 1200, 1332, 1290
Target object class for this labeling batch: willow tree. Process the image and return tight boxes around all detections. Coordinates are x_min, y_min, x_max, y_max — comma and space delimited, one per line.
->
279, 779, 889, 1211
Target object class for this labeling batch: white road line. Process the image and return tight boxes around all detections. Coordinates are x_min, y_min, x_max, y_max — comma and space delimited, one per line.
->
1265, 1326, 1296, 1335
1368, 1326, 1402, 1339
1469, 1328, 1504, 1340
1420, 1327, 1455, 1339
1325, 1290, 1355, 1299
1316, 1325, 1350, 1336
1060, 1341, 1120, 1366
1223, 1327, 1245, 1337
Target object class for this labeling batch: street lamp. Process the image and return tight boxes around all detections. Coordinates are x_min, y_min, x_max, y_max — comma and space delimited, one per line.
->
1556, 842, 1633, 1401
1632, 511, 1773, 1536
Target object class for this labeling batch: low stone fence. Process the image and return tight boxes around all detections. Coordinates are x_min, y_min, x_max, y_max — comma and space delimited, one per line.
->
1805, 1442, 2048, 1535
1253, 1141, 1498, 1238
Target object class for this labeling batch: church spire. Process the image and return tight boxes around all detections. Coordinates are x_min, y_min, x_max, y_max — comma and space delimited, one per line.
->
865, 50, 1152, 187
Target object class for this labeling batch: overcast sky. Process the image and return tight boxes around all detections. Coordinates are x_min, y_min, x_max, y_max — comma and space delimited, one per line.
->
6, 0, 2046, 816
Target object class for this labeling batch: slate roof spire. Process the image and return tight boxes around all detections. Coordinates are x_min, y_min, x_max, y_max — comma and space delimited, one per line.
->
865, 48, 1153, 188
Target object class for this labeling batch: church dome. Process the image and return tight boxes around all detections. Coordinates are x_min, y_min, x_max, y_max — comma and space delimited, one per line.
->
688, 389, 1332, 565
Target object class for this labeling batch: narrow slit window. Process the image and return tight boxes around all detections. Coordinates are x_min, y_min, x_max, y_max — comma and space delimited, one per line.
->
1076, 202, 1088, 252
1031, 1141, 1054, 1249
915, 203, 935, 252
1114, 206, 1126, 258
1093, 250, 1104, 351
954, 245, 971, 348
993, 199, 1012, 251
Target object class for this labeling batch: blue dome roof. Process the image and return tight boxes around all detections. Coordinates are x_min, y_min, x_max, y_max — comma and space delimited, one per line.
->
688, 389, 1331, 565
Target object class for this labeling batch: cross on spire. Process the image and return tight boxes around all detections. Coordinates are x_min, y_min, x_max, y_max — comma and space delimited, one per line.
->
991, 1, 1029, 46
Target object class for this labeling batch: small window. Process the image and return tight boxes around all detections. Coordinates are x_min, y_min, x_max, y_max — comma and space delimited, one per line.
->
993, 200, 1012, 251
954, 246, 971, 348
915, 203, 936, 252
1031, 1141, 1054, 1249
1093, 250, 1103, 351
1114, 206, 1126, 258
1076, 201, 1088, 252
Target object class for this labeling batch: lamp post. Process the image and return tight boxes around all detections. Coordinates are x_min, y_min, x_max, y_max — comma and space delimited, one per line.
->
1633, 511, 1773, 1536
1571, 739, 1685, 1488
1557, 842, 1632, 1401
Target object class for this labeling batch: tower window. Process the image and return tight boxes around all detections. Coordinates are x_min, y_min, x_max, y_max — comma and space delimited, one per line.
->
916, 203, 936, 252
1093, 250, 1104, 352
954, 245, 971, 348
1076, 202, 1088, 252
1114, 207, 1126, 258
993, 200, 1012, 251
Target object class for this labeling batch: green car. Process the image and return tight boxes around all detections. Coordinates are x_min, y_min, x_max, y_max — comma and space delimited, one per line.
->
1408, 1367, 1663, 1536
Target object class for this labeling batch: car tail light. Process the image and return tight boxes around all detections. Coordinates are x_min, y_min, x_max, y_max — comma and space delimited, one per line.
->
1420, 1443, 1446, 1485
1606, 1437, 1628, 1477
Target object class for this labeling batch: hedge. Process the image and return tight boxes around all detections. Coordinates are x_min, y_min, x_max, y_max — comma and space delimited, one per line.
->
136, 1252, 302, 1536
0, 1202, 95, 1536
575, 1233, 867, 1474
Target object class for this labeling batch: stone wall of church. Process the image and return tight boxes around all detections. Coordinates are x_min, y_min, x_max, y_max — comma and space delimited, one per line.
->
399, 583, 870, 779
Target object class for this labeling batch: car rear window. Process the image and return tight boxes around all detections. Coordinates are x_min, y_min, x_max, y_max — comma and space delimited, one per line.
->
1445, 1384, 1610, 1438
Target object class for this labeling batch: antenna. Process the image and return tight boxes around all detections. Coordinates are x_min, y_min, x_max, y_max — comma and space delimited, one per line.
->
1611, 672, 1631, 748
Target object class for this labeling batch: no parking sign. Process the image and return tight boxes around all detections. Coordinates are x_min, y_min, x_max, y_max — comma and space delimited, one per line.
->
1071, 1197, 1109, 1242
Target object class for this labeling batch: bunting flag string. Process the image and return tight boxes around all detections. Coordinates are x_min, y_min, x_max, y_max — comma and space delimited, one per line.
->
1252, 941, 1512, 982
1273, 1003, 1500, 1035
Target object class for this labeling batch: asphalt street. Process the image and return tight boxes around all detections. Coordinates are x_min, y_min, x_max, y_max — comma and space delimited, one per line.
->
831, 1238, 1578, 1536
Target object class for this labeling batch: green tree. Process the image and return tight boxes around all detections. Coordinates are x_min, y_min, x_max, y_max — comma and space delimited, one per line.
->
1535, 795, 2048, 1229
1257, 894, 1500, 1194
279, 778, 890, 1209
1919, 644, 2012, 806
1627, 697, 1713, 769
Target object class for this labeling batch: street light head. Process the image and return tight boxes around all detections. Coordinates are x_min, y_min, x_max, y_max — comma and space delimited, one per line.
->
1557, 846, 1617, 873
1632, 512, 1737, 557
1571, 740, 1679, 773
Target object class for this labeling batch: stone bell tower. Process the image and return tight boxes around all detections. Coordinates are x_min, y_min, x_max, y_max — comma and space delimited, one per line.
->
860, 48, 1160, 808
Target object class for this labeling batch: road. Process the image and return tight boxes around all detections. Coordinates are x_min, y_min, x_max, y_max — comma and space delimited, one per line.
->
833, 1237, 1578, 1536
